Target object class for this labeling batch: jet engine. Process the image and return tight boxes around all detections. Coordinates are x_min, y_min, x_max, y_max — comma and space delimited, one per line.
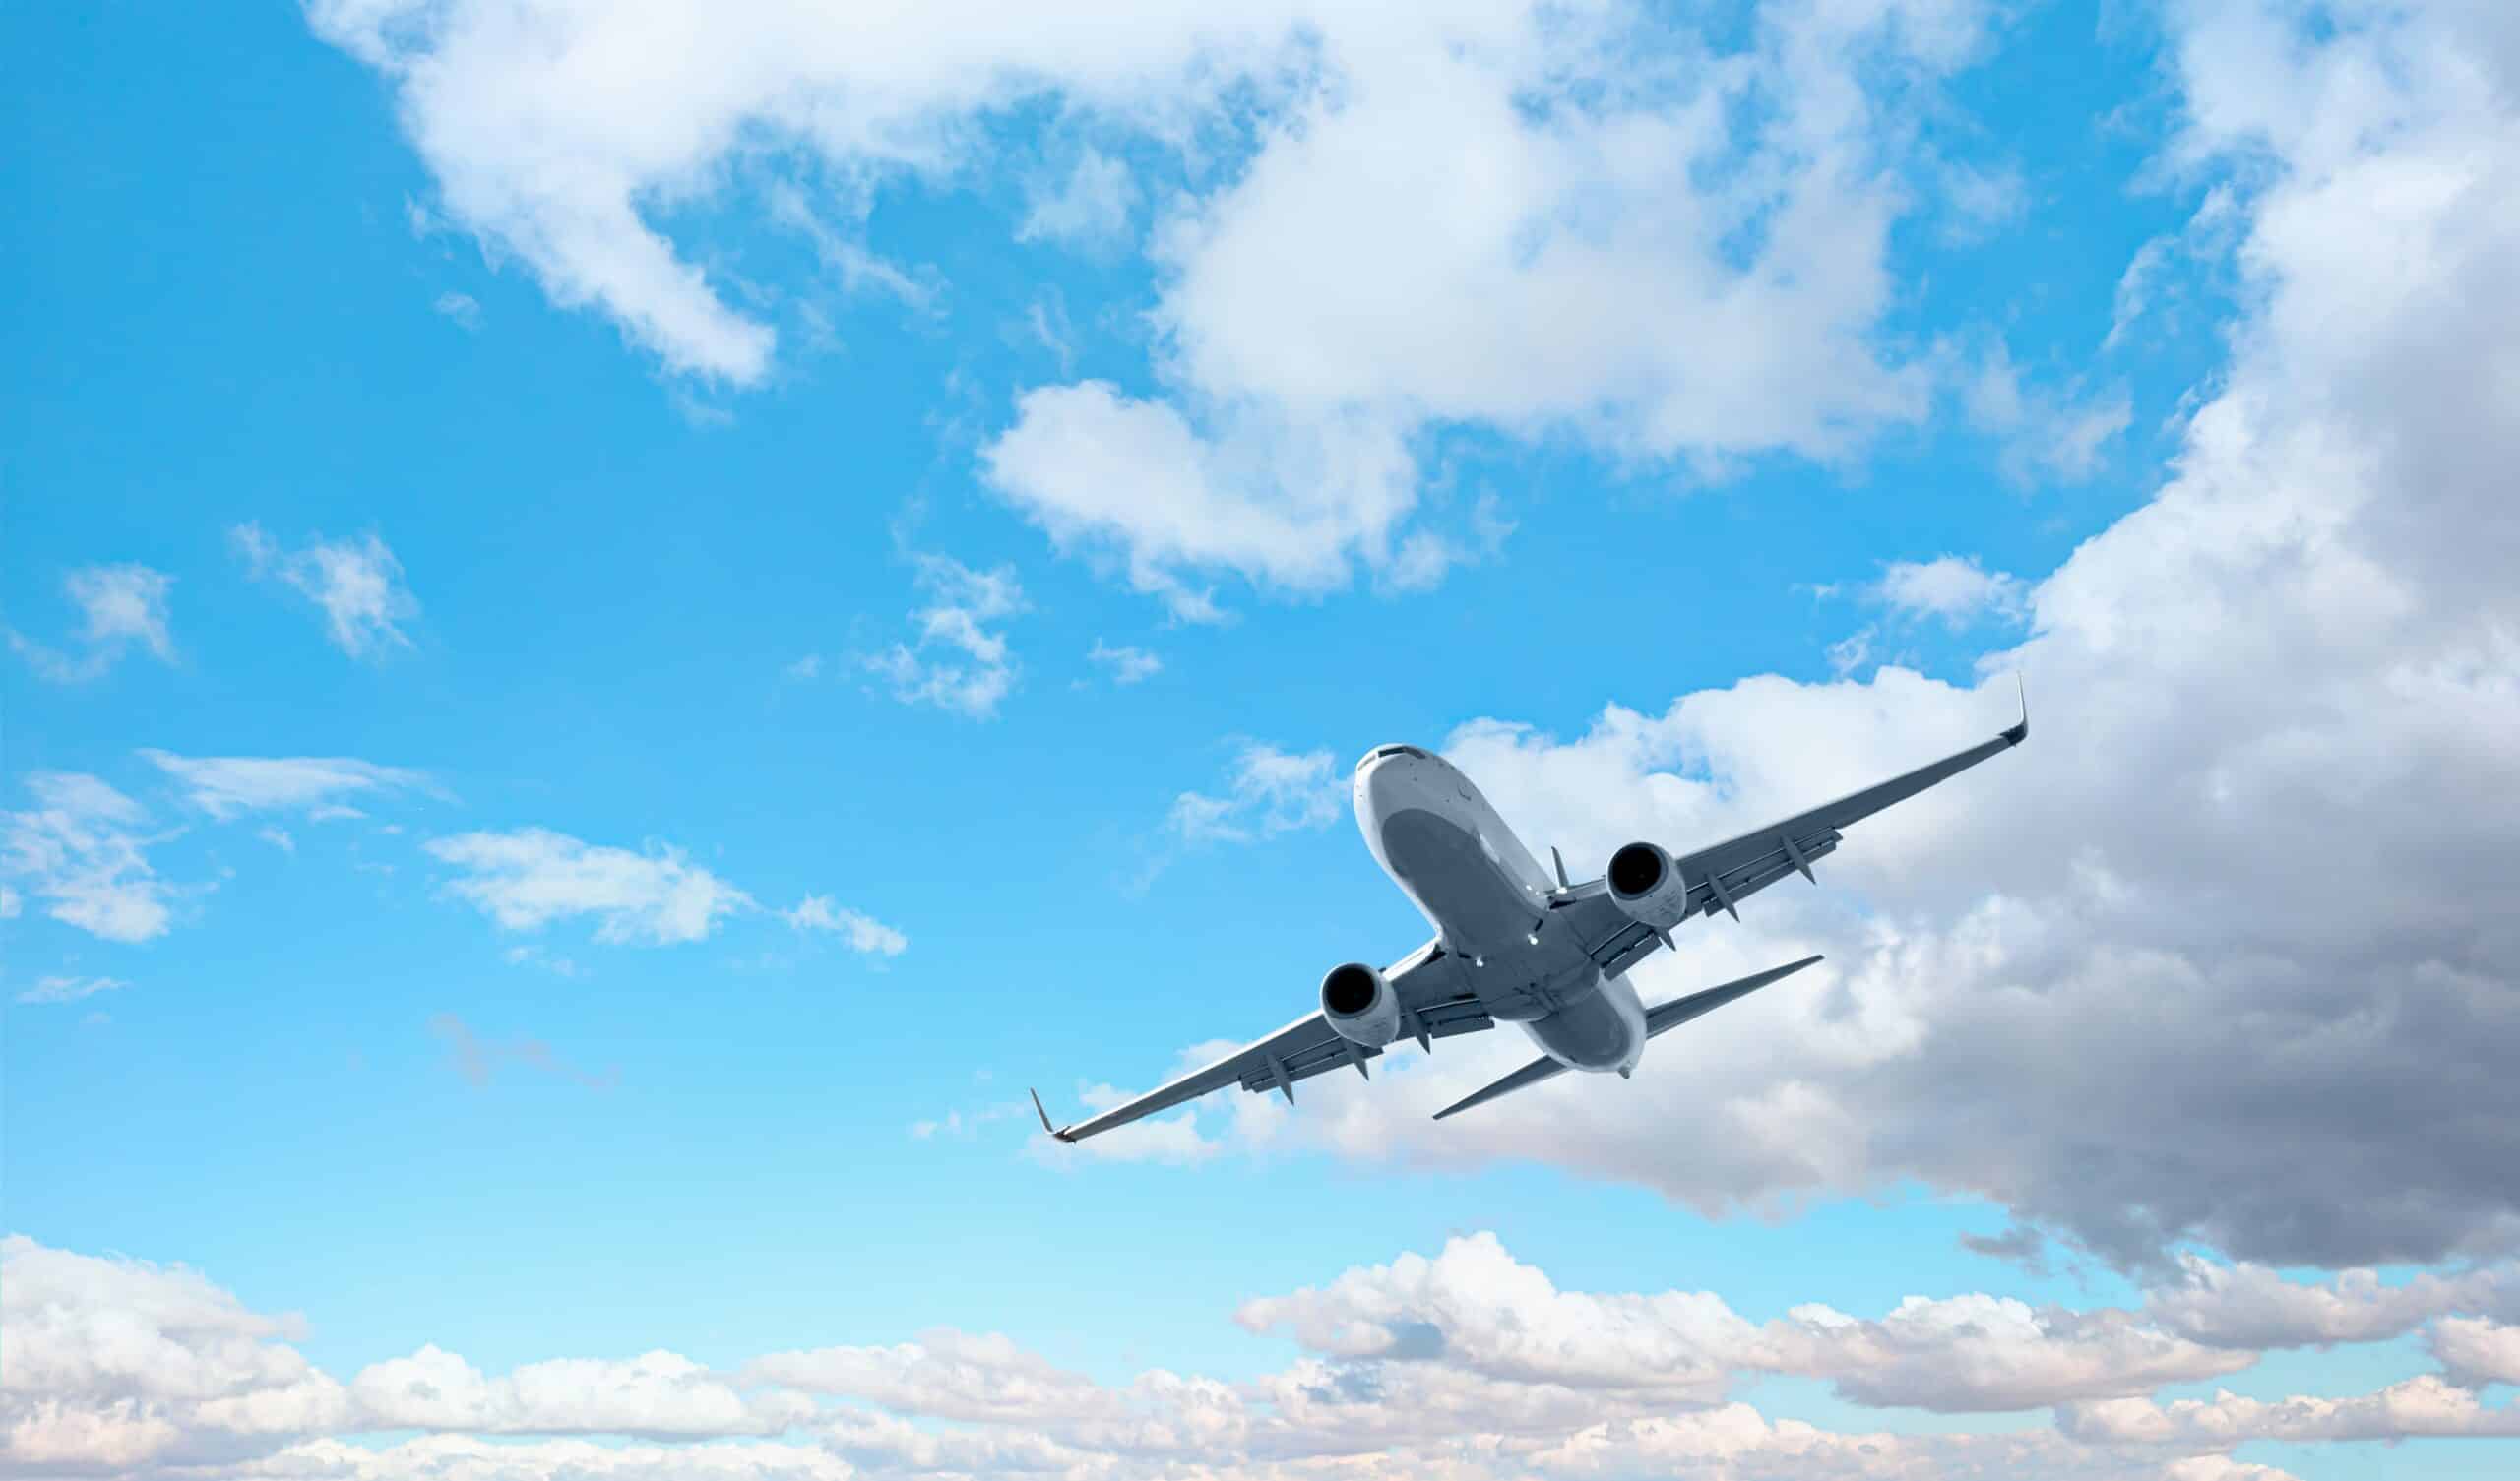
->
1606, 840, 1693, 930
1320, 961, 1401, 1048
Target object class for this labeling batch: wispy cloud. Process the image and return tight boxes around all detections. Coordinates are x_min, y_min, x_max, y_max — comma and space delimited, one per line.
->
863, 555, 1027, 719
1086, 639, 1162, 685
428, 1014, 616, 1090
8, 564, 175, 683
232, 523, 420, 659
141, 751, 433, 820
1, 772, 182, 943
424, 828, 754, 945
15, 975, 129, 1007
783, 895, 908, 956
1166, 744, 1344, 845
433, 290, 482, 331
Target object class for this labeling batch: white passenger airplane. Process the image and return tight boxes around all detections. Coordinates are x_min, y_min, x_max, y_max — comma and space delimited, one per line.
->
1033, 686, 2028, 1142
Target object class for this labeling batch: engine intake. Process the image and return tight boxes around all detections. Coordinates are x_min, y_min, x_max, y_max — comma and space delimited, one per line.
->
1606, 840, 1692, 930
1320, 961, 1400, 1048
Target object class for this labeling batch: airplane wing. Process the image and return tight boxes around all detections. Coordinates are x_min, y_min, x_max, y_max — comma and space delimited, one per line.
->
1547, 685, 2028, 978
1035, 939, 1495, 1143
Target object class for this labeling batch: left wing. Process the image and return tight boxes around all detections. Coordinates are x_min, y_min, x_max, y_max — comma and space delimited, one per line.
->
1548, 685, 2028, 977
1035, 941, 1493, 1143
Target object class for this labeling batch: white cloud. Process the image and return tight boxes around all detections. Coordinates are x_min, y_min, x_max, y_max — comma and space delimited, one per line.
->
2145, 1256, 2517, 1349
2060, 1375, 2520, 1448
2431, 1316, 2520, 1388
1017, 148, 1138, 249
1867, 554, 2028, 627
1, 772, 181, 943
353, 1346, 801, 1436
1056, 0, 2520, 1275
424, 828, 754, 945
232, 523, 420, 659
15, 975, 130, 1007
1166, 742, 1342, 844
783, 895, 909, 956
314, 2, 2024, 610
141, 751, 432, 821
862, 555, 1027, 718
8, 563, 176, 683
1086, 638, 1162, 684
0, 884, 20, 918
434, 290, 483, 330
783, 653, 823, 681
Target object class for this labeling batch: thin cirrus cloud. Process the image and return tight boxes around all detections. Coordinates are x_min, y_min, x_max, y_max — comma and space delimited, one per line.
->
231, 522, 420, 659
0, 771, 180, 944
16, 1226, 2520, 1481
7, 563, 176, 683
14, 975, 130, 1007
140, 750, 435, 821
423, 827, 903, 956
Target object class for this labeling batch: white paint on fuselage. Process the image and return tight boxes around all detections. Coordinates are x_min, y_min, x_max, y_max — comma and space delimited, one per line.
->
1353, 747, 1647, 1074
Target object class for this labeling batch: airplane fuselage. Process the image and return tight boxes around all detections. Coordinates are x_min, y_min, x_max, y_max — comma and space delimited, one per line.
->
1353, 746, 1647, 1074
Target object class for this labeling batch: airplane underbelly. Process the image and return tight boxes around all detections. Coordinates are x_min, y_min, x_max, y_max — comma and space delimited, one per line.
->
1376, 807, 1541, 955
1521, 989, 1643, 1071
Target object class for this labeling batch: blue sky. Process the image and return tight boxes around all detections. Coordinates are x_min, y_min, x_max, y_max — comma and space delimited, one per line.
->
7, 3, 2519, 1479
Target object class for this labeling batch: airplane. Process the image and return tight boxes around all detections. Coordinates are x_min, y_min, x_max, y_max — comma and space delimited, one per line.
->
1032, 683, 2028, 1143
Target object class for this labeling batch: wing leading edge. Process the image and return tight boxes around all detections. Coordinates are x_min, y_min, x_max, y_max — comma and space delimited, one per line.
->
1548, 682, 2029, 977
1035, 945, 1492, 1144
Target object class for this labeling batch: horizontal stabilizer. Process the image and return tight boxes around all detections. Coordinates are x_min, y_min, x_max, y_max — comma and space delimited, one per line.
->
1644, 954, 1824, 1038
1430, 955, 1825, 1126
1431, 1054, 1571, 1122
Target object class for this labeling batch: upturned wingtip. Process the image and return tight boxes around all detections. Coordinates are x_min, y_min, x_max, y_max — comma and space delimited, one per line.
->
2000, 673, 2030, 747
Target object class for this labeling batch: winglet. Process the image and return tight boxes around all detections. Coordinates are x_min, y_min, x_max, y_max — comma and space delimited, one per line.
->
1029, 1087, 1074, 1143
2000, 673, 2030, 748
1550, 846, 1570, 890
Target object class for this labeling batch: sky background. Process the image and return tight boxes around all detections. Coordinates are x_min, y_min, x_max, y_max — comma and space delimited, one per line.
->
5, 2, 2518, 1479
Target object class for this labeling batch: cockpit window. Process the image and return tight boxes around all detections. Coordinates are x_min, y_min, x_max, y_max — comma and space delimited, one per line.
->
1362, 744, 1430, 766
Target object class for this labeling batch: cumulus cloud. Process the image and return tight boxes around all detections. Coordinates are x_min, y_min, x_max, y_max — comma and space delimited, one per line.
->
8, 563, 176, 683
141, 751, 433, 821
1, 772, 182, 943
782, 895, 909, 956
1961, 341, 2132, 485
313, 1, 2032, 611
232, 523, 420, 659
6, 1228, 2410, 1481
2430, 1316, 2520, 1388
1068, 0, 2520, 1274
862, 555, 1026, 718
1866, 554, 2029, 628
2060, 1375, 2520, 1448
423, 828, 754, 945
2144, 1256, 2518, 1349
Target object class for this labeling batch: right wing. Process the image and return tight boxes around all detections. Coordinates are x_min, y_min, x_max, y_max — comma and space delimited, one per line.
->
1035, 940, 1493, 1143
1549, 684, 2028, 977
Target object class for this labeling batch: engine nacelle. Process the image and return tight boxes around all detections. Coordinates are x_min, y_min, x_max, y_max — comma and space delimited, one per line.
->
1320, 961, 1401, 1048
1606, 840, 1693, 930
